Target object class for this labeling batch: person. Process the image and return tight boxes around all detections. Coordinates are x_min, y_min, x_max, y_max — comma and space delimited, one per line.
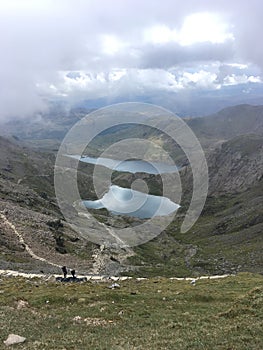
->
71, 269, 76, 279
62, 266, 67, 279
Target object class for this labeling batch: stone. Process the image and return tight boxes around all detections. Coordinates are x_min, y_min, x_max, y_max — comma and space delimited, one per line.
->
77, 298, 86, 303
108, 283, 120, 289
73, 316, 82, 323
16, 300, 29, 310
4, 334, 26, 346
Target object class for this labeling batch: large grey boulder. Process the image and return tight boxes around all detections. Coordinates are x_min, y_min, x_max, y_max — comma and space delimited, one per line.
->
4, 334, 26, 346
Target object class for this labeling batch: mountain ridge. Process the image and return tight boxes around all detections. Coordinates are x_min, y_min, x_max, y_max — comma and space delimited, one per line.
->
0, 104, 262, 276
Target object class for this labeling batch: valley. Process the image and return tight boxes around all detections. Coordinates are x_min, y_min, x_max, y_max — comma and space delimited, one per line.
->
0, 104, 262, 278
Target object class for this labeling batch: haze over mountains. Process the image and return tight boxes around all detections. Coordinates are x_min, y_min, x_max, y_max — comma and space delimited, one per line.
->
0, 104, 262, 276
2, 102, 263, 147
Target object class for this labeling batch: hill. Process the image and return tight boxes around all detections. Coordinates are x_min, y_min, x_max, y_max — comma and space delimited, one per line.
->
0, 104, 262, 277
187, 104, 263, 146
125, 133, 263, 276
0, 273, 262, 349
1, 103, 263, 152
0, 137, 98, 274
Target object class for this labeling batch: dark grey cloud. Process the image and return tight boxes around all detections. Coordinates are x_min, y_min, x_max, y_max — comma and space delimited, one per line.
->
139, 41, 235, 69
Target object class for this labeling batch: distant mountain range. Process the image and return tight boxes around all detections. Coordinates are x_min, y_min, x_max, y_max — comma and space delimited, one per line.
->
2, 103, 263, 147
73, 82, 263, 116
187, 104, 263, 140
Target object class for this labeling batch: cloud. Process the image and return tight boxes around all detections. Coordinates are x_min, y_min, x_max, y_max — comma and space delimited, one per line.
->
0, 0, 263, 121
223, 74, 261, 86
45, 67, 224, 103
144, 13, 234, 46
139, 41, 234, 69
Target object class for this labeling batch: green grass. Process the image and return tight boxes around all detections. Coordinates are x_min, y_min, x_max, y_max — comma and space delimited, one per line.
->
0, 273, 262, 349
126, 182, 263, 277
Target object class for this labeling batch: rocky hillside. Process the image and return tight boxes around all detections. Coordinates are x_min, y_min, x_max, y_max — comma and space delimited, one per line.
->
128, 133, 263, 277
0, 137, 137, 276
208, 134, 263, 194
0, 136, 55, 198
0, 104, 262, 277
0, 137, 99, 274
187, 104, 263, 142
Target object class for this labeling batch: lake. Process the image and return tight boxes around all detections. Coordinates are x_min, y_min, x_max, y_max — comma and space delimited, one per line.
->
68, 155, 179, 174
83, 185, 180, 219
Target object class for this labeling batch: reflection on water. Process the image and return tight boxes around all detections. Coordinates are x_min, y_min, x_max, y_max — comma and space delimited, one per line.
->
83, 185, 180, 219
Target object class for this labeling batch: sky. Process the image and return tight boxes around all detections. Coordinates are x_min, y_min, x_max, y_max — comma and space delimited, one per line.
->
1, 0, 263, 120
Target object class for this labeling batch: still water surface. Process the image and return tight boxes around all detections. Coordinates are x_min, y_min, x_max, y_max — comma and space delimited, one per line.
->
83, 185, 180, 219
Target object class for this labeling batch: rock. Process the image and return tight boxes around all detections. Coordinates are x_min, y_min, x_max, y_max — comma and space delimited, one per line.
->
73, 316, 82, 323
4, 334, 26, 346
77, 298, 86, 303
108, 283, 120, 289
16, 300, 29, 310
46, 219, 63, 230
33, 341, 42, 346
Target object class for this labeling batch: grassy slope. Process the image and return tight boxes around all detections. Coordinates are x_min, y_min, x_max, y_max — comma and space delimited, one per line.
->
89, 133, 263, 277
0, 136, 55, 199
126, 181, 263, 277
0, 273, 262, 350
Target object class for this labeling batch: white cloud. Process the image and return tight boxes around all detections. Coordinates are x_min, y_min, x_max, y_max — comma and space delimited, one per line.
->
45, 63, 262, 104
46, 67, 223, 103
179, 12, 234, 46
0, 0, 263, 121
101, 35, 124, 55
144, 12, 234, 46
223, 74, 262, 86
144, 26, 178, 44
226, 63, 248, 69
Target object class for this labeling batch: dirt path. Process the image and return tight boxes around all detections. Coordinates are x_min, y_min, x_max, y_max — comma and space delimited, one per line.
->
0, 211, 61, 268
0, 268, 233, 281
0, 211, 234, 282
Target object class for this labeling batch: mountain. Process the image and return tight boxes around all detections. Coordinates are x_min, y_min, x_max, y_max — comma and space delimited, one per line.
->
208, 134, 263, 194
0, 105, 93, 151
0, 104, 262, 276
0, 136, 55, 197
187, 104, 263, 143
0, 137, 99, 274
0, 136, 135, 276
122, 132, 263, 277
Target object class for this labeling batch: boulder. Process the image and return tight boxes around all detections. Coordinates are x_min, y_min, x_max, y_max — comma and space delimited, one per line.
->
4, 334, 26, 346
